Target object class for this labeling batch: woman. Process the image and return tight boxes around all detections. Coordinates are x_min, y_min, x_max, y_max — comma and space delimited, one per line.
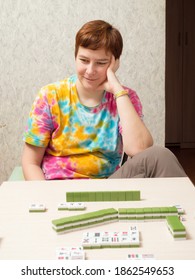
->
22, 20, 186, 180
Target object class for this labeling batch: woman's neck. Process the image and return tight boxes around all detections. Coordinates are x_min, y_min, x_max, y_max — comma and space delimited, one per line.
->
76, 80, 104, 107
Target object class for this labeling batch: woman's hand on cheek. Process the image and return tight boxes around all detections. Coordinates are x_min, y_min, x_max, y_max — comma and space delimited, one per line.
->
108, 55, 120, 74
98, 56, 122, 94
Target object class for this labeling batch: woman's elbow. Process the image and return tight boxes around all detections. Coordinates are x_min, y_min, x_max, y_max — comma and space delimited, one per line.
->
124, 137, 153, 157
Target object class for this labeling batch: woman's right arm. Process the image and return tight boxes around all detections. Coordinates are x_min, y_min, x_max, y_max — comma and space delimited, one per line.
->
22, 143, 46, 180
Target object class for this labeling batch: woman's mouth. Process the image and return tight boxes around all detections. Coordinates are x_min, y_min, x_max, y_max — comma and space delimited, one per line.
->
84, 77, 97, 82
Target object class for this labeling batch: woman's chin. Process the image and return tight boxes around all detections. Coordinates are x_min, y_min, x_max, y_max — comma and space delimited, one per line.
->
82, 82, 99, 91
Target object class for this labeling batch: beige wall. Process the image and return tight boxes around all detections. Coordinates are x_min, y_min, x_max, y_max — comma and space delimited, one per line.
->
0, 0, 165, 184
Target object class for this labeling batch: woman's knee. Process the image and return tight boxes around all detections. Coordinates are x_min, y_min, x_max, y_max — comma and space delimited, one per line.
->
122, 145, 186, 177
141, 145, 186, 177
141, 146, 175, 161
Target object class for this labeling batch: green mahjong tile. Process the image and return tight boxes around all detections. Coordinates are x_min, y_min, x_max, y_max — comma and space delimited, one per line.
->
73, 192, 81, 202
102, 245, 111, 249
81, 192, 89, 202
103, 216, 115, 222
125, 191, 133, 201
151, 207, 161, 219
90, 245, 100, 249
88, 192, 96, 201
88, 220, 101, 226
143, 207, 153, 214
166, 216, 185, 232
136, 208, 144, 220
160, 207, 169, 218
152, 207, 161, 214
71, 224, 83, 229
118, 208, 127, 215
132, 191, 141, 201
173, 234, 186, 238
81, 213, 95, 222
136, 208, 144, 214
29, 209, 46, 213
143, 207, 153, 219
129, 244, 140, 248
112, 245, 122, 248
168, 206, 178, 214
66, 192, 74, 202
110, 191, 118, 201
118, 191, 126, 201
120, 245, 131, 248
55, 225, 73, 232
97, 209, 107, 217
127, 208, 136, 215
102, 191, 111, 201
83, 246, 92, 249
52, 216, 72, 227
106, 208, 118, 215
95, 192, 103, 201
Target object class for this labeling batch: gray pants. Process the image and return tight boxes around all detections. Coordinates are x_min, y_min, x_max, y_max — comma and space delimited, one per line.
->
109, 146, 187, 178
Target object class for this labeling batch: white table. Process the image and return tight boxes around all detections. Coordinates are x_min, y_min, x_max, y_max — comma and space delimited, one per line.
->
0, 177, 195, 260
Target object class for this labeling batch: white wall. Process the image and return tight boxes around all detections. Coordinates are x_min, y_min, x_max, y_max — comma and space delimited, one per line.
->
0, 0, 165, 183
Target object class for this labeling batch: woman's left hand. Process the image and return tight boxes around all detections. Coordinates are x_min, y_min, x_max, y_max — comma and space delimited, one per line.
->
98, 56, 122, 94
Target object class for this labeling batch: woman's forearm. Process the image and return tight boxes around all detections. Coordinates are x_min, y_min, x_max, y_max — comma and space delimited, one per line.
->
22, 163, 46, 180
108, 76, 153, 156
116, 94, 153, 156
21, 143, 46, 180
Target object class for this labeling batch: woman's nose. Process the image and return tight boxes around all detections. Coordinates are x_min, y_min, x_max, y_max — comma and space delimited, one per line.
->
86, 63, 95, 75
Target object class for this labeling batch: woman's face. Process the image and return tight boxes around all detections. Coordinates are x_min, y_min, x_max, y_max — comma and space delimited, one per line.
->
75, 46, 111, 92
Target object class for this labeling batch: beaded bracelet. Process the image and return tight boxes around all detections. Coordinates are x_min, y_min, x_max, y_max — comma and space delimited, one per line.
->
114, 89, 129, 99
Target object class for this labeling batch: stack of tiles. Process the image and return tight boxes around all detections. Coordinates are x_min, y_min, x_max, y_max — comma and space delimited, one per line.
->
58, 202, 86, 211
118, 206, 178, 222
173, 204, 185, 215
66, 190, 140, 202
166, 215, 186, 239
52, 208, 118, 234
56, 246, 85, 260
29, 203, 46, 212
81, 226, 139, 249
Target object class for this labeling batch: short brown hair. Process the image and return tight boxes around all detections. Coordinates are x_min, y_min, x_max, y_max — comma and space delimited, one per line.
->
75, 20, 123, 59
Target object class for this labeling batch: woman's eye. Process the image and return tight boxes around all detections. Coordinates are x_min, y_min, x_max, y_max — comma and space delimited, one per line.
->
80, 59, 89, 63
97, 62, 107, 66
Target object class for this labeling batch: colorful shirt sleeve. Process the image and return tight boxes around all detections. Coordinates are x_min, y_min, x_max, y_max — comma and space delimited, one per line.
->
23, 88, 53, 147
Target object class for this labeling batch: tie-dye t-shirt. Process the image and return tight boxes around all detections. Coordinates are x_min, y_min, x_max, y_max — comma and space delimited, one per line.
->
23, 75, 143, 179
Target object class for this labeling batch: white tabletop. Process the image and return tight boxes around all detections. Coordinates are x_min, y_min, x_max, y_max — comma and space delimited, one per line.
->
0, 177, 195, 260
